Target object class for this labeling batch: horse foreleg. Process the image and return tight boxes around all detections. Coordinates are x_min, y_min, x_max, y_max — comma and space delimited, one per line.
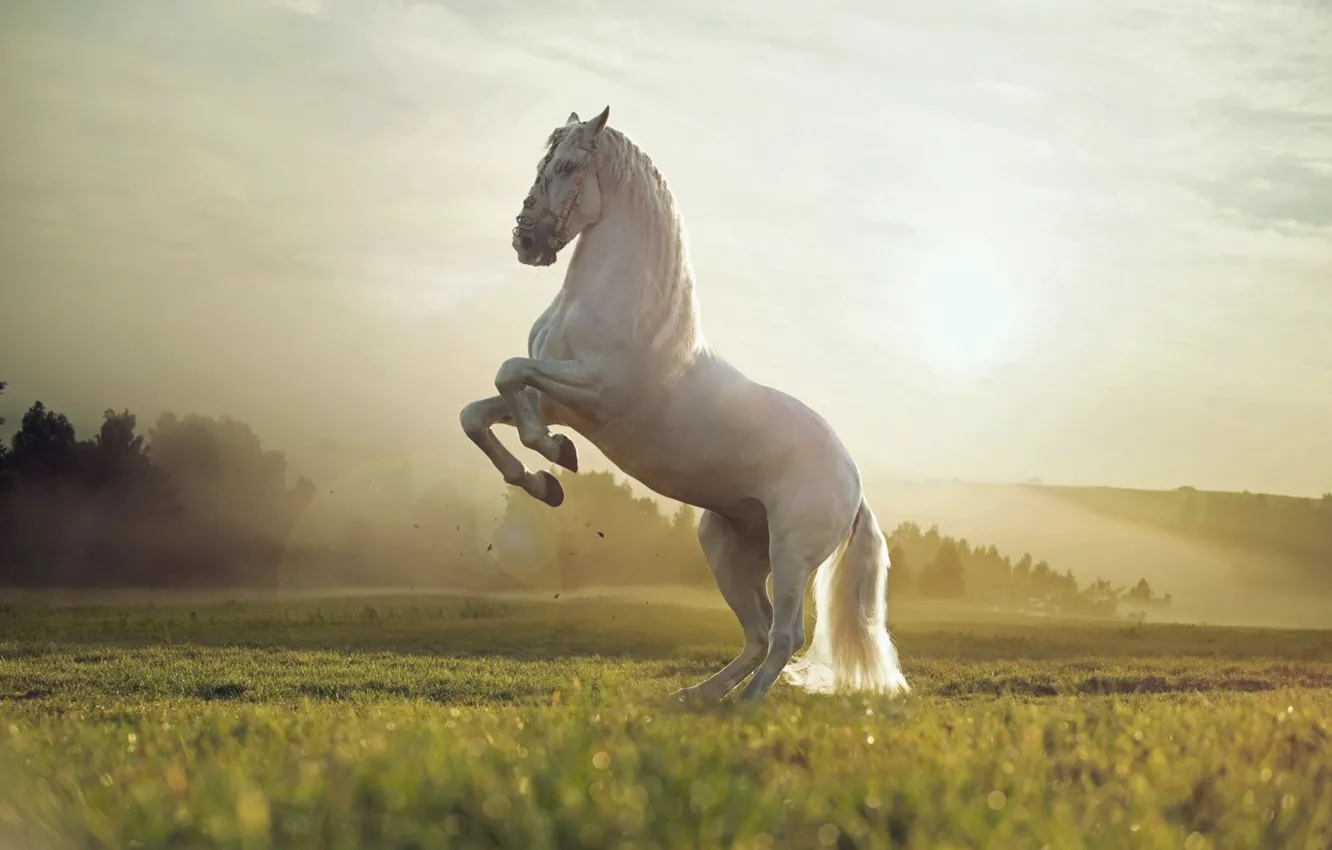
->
494, 357, 597, 474
460, 394, 565, 507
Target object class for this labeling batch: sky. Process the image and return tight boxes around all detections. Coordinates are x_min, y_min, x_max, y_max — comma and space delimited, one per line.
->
1, 0, 1330, 496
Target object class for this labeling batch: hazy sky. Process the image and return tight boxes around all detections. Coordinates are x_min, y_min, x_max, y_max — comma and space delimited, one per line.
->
2, 0, 1330, 496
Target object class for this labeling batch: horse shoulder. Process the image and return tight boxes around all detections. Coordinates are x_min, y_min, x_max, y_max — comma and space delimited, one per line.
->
526, 296, 564, 358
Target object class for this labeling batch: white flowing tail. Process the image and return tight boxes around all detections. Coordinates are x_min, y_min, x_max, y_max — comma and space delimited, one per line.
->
782, 498, 910, 695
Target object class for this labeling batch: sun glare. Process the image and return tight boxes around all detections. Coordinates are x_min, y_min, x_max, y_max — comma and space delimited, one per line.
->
900, 242, 1036, 378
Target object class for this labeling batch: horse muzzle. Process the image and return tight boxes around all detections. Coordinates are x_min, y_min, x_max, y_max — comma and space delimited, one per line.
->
513, 218, 562, 267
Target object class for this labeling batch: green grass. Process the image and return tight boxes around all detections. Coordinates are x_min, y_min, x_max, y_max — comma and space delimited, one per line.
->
2, 595, 1331, 849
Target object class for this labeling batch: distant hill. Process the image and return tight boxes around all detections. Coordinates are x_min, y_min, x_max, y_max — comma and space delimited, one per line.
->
861, 479, 1332, 629
1027, 484, 1331, 586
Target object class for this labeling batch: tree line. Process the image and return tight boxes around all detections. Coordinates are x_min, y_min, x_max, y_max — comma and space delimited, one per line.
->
491, 474, 1169, 617
0, 384, 316, 588
883, 521, 1171, 617
0, 382, 1172, 617
0, 385, 710, 591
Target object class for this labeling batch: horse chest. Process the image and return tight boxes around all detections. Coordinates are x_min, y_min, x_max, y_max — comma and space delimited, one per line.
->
527, 302, 578, 360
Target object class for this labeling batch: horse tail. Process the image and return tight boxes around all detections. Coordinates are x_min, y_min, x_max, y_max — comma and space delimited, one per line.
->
782, 496, 910, 695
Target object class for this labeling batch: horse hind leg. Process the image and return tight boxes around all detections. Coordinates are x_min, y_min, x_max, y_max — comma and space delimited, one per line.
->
670, 511, 772, 703
739, 505, 852, 702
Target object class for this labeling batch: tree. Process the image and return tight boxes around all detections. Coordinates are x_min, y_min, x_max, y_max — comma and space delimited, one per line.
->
8, 401, 79, 480
917, 538, 965, 598
147, 411, 313, 540
86, 409, 153, 487
1127, 577, 1154, 603
662, 502, 710, 585
0, 381, 8, 470
1084, 578, 1121, 606
1125, 577, 1170, 607
1013, 553, 1032, 579
0, 381, 9, 487
887, 543, 913, 597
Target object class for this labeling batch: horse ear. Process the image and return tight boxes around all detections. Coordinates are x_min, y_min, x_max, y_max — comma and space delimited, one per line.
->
567, 111, 581, 125
588, 105, 610, 136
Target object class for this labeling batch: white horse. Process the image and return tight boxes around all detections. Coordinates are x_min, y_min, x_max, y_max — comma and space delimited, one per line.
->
461, 106, 909, 701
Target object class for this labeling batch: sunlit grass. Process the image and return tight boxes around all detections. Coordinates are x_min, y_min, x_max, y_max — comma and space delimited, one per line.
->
2, 596, 1330, 849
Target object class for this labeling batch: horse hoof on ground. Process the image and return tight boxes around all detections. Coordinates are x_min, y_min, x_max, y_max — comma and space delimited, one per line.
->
552, 434, 579, 472
667, 687, 714, 708
535, 470, 565, 507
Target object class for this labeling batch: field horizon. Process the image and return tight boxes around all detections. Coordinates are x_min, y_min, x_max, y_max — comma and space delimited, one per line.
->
0, 580, 1322, 632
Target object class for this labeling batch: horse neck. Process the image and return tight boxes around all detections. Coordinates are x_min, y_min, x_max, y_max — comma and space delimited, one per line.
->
562, 159, 702, 360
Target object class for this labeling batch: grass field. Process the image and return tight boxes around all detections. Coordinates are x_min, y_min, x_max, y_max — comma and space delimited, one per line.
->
2, 594, 1331, 849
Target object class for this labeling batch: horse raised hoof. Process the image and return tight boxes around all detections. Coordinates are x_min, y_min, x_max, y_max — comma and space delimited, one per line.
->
533, 470, 565, 507
551, 434, 579, 472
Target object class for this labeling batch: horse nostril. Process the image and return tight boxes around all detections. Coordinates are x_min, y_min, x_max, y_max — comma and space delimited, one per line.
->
520, 236, 533, 249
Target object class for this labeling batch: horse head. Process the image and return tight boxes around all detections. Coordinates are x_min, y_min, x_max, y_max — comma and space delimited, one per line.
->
512, 106, 611, 267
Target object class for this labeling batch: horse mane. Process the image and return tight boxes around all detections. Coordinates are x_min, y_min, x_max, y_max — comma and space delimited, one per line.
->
569, 125, 704, 362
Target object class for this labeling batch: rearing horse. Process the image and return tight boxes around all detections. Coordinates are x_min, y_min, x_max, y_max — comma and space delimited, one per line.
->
461, 107, 909, 701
